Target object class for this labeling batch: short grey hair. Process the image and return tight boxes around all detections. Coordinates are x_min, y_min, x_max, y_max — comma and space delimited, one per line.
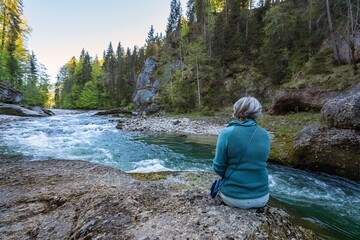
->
233, 96, 262, 120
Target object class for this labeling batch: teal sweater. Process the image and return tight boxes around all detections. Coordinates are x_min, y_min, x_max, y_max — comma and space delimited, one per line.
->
212, 119, 270, 199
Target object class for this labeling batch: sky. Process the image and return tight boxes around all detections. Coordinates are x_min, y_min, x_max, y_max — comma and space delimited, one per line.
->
23, 0, 188, 84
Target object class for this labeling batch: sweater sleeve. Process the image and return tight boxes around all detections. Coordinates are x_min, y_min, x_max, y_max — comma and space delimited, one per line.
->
212, 128, 230, 177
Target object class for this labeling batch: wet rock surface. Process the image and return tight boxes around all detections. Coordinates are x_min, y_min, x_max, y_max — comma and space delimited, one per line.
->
30, 106, 55, 116
94, 108, 133, 116
290, 125, 360, 182
291, 83, 360, 182
0, 160, 316, 239
0, 103, 46, 117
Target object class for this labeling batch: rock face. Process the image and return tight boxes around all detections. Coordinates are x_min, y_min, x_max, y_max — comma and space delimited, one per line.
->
0, 82, 54, 117
0, 81, 24, 103
291, 84, 360, 182
335, 33, 360, 63
0, 103, 46, 117
321, 83, 360, 130
0, 160, 316, 240
269, 88, 337, 114
290, 125, 360, 182
132, 58, 183, 114
132, 58, 160, 111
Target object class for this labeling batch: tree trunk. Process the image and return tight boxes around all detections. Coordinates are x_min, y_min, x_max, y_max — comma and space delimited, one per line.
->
225, 0, 228, 27
196, 58, 201, 107
347, 0, 358, 73
326, 0, 341, 65
246, 12, 249, 40
207, 0, 212, 57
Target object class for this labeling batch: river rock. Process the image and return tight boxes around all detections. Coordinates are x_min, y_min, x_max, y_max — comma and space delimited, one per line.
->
0, 80, 24, 103
0, 103, 46, 117
116, 116, 224, 136
31, 106, 55, 116
0, 160, 316, 240
321, 83, 360, 130
290, 125, 360, 182
269, 88, 337, 114
94, 108, 133, 116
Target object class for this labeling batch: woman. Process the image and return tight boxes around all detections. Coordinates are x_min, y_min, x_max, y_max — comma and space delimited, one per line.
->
213, 96, 270, 208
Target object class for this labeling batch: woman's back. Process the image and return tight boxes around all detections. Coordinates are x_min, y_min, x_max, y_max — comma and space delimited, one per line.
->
212, 96, 271, 208
213, 120, 270, 199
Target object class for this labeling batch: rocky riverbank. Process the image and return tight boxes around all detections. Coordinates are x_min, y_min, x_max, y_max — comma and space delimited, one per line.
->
111, 110, 359, 182
115, 116, 226, 135
0, 160, 316, 239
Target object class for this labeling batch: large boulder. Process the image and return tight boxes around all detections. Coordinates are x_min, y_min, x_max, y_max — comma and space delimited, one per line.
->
290, 125, 360, 182
321, 83, 360, 130
269, 88, 337, 114
0, 160, 316, 239
0, 81, 24, 103
0, 103, 46, 117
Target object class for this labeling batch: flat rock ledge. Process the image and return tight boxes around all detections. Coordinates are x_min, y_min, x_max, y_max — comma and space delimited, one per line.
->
0, 160, 316, 240
116, 116, 225, 136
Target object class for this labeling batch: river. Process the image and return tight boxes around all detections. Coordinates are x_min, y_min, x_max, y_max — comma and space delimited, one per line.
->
0, 109, 359, 239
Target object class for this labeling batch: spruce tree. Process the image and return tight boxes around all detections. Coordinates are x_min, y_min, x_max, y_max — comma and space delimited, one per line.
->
166, 0, 182, 50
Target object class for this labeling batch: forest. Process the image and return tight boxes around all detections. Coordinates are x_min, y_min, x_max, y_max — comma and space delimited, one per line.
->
0, 0, 51, 106
1, 0, 359, 112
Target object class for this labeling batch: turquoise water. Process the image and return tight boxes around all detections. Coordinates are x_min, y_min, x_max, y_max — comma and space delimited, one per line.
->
0, 110, 359, 239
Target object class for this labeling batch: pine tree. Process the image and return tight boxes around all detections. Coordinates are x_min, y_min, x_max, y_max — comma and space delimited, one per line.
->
77, 56, 101, 109
166, 0, 182, 50
0, 0, 27, 86
100, 42, 116, 107
114, 42, 124, 105
21, 51, 50, 106
146, 25, 157, 58
59, 57, 77, 108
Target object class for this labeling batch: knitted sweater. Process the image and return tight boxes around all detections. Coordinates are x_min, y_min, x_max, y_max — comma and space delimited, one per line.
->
212, 119, 270, 199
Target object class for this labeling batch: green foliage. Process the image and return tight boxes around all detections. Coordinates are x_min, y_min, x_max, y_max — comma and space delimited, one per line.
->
260, 0, 325, 85
77, 80, 99, 109
166, 0, 182, 36
157, 69, 197, 113
304, 49, 333, 75
0, 0, 51, 106
54, 0, 353, 115
201, 106, 215, 116
56, 42, 141, 109
284, 63, 359, 92
258, 112, 322, 163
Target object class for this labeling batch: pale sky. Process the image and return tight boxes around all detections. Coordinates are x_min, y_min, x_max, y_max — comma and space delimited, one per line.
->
23, 0, 188, 83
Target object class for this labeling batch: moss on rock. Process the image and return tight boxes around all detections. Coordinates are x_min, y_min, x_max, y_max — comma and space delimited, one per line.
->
258, 112, 322, 165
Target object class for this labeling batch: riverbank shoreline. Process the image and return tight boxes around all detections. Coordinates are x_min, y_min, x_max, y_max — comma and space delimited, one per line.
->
0, 159, 317, 239
1, 111, 358, 239
115, 115, 227, 136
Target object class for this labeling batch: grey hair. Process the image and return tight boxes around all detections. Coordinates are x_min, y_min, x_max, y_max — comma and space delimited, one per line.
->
233, 96, 262, 120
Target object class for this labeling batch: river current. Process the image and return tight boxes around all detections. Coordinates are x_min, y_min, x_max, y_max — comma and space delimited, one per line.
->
0, 109, 359, 239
